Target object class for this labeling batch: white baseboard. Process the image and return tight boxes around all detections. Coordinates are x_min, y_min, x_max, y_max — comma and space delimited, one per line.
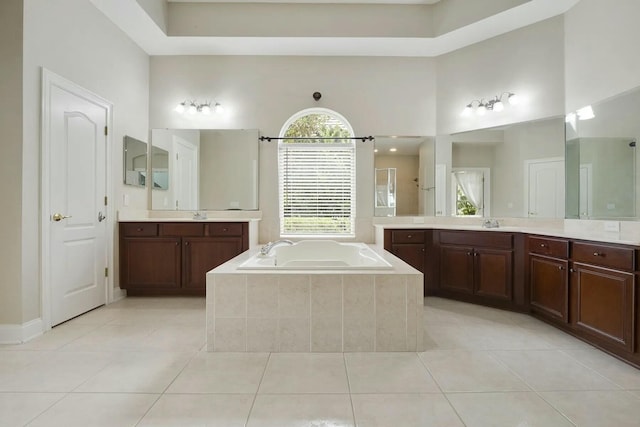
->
0, 318, 44, 344
111, 287, 126, 303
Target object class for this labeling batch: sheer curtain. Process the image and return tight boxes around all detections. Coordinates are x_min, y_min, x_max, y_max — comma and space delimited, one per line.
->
454, 171, 484, 212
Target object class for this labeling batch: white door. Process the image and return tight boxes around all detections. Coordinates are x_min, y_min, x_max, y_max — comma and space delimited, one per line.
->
172, 136, 199, 210
527, 160, 565, 218
46, 76, 108, 326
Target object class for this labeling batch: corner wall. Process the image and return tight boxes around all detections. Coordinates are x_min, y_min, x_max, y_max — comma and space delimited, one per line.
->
0, 0, 24, 325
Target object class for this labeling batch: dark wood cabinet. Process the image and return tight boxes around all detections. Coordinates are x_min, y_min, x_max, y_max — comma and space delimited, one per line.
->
383, 229, 432, 294
120, 221, 248, 296
571, 262, 634, 352
437, 230, 514, 304
528, 236, 570, 323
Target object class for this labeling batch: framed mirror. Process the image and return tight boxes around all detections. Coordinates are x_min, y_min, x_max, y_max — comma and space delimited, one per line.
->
447, 117, 565, 218
565, 87, 640, 220
150, 129, 259, 211
123, 136, 147, 187
374, 136, 435, 216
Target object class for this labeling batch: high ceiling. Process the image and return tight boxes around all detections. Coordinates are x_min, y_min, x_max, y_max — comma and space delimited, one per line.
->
92, 0, 579, 56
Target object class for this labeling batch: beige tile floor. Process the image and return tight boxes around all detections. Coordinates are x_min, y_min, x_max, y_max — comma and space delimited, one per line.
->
1, 296, 640, 426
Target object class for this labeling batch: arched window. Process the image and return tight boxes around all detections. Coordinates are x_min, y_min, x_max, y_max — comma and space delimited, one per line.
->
278, 108, 356, 237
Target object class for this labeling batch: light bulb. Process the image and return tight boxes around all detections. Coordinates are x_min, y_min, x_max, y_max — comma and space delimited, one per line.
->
508, 93, 519, 105
461, 104, 473, 117
214, 102, 224, 113
476, 104, 487, 116
188, 102, 198, 115
200, 104, 211, 115
389, 148, 397, 152
493, 100, 504, 112
174, 102, 186, 113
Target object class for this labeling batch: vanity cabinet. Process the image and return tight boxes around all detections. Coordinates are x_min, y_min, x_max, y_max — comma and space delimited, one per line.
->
528, 236, 570, 324
119, 222, 248, 296
569, 241, 636, 353
436, 230, 514, 305
383, 229, 434, 295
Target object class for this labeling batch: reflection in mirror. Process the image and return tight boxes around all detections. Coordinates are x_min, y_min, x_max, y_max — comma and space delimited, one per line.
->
374, 136, 434, 216
150, 146, 169, 190
449, 117, 565, 218
123, 136, 147, 187
150, 129, 259, 211
566, 87, 639, 220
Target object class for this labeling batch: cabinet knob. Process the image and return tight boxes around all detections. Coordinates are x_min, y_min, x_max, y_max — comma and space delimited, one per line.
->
467, 251, 473, 256
223, 228, 228, 232
137, 228, 143, 232
474, 252, 479, 257
407, 235, 413, 238
593, 252, 602, 257
421, 248, 425, 252
558, 265, 564, 270
185, 241, 190, 246
540, 243, 547, 248
569, 268, 575, 273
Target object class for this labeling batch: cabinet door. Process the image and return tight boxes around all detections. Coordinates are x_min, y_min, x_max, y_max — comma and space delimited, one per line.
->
182, 237, 244, 290
391, 244, 425, 272
474, 248, 513, 300
121, 237, 181, 289
530, 255, 568, 322
439, 245, 474, 294
571, 263, 635, 352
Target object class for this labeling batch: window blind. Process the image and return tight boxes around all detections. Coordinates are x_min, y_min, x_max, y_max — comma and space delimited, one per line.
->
279, 140, 356, 236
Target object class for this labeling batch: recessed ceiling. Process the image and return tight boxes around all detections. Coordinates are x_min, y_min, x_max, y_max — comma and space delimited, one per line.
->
92, 0, 578, 56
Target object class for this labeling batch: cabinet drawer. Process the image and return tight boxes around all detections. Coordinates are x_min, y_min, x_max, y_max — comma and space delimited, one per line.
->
391, 230, 424, 244
572, 242, 635, 271
438, 230, 513, 249
529, 236, 569, 258
120, 223, 158, 237
208, 223, 243, 236
159, 223, 205, 237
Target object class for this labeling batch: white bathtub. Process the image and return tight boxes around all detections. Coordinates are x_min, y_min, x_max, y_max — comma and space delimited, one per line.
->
237, 240, 393, 270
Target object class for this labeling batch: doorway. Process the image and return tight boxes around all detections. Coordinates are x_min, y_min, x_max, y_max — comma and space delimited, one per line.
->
41, 69, 113, 327
525, 158, 565, 218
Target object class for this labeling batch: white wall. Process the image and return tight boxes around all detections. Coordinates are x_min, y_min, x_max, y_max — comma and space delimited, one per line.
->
19, 0, 150, 323
564, 0, 640, 112
149, 55, 437, 242
436, 16, 565, 135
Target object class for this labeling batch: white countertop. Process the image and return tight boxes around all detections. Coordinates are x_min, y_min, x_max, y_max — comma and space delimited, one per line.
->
374, 222, 640, 246
118, 210, 262, 222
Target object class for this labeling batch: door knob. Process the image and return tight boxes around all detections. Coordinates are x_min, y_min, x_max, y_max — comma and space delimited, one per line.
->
52, 213, 72, 222
98, 212, 106, 222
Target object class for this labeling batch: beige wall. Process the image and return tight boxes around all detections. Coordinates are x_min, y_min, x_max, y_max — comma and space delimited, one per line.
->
432, 0, 527, 36
149, 55, 437, 242
17, 0, 150, 324
0, 0, 24, 324
436, 16, 565, 135
564, 0, 640, 111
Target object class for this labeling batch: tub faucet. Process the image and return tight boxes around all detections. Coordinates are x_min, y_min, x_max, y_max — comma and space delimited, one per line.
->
260, 239, 294, 255
192, 211, 207, 220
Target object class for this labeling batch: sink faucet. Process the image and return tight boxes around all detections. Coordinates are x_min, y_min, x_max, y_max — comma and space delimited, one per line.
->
260, 239, 294, 255
482, 218, 500, 228
192, 211, 207, 220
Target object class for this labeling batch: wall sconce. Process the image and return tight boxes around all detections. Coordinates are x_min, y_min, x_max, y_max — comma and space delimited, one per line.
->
174, 100, 224, 115
461, 92, 519, 117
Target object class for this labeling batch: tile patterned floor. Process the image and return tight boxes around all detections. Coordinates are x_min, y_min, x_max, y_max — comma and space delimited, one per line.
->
1, 296, 640, 426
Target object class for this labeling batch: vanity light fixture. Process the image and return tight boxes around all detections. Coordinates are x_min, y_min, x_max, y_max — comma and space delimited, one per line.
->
461, 92, 518, 117
174, 100, 224, 115
389, 148, 397, 152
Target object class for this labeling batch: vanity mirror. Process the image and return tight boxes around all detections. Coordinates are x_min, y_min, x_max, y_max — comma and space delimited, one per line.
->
565, 87, 640, 220
123, 136, 147, 187
374, 136, 435, 216
447, 117, 565, 218
150, 129, 259, 211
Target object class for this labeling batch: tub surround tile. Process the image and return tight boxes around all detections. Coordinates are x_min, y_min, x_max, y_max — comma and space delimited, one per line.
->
214, 274, 247, 317
247, 276, 278, 318
278, 317, 310, 352
208, 263, 422, 352
214, 318, 246, 352
278, 275, 311, 318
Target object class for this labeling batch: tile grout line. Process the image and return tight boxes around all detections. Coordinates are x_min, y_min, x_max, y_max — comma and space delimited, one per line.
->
245, 352, 272, 426
342, 352, 357, 426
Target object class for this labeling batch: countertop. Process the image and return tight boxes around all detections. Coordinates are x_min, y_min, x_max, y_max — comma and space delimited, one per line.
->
118, 210, 262, 222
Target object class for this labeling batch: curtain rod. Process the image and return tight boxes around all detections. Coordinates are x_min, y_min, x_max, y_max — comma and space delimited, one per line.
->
259, 136, 374, 142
